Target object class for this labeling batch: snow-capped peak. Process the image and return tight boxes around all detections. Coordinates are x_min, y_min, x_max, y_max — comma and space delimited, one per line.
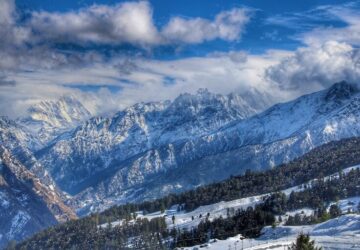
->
19, 95, 91, 144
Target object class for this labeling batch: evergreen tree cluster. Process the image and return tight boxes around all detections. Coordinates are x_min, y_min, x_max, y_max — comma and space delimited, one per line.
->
12, 217, 168, 250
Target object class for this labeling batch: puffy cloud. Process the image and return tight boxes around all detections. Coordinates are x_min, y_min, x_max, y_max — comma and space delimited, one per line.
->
26, 2, 251, 47
162, 8, 251, 44
266, 41, 360, 94
0, 0, 29, 48
300, 19, 360, 47
29, 1, 162, 46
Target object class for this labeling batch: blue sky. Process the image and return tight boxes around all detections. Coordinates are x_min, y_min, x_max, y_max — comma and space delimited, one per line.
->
1, 0, 360, 117
15, 0, 355, 56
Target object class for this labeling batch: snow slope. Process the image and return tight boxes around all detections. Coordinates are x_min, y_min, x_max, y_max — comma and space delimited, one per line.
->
184, 213, 360, 250
7, 82, 360, 216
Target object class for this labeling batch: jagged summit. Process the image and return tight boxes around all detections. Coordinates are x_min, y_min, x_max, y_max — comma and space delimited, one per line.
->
19, 95, 91, 144
27, 95, 91, 126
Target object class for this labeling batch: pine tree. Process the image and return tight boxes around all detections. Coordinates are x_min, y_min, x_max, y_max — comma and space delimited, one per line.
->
289, 233, 322, 250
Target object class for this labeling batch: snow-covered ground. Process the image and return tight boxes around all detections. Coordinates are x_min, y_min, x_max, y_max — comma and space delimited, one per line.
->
99, 164, 360, 231
98, 195, 264, 230
329, 197, 360, 214
141, 195, 264, 231
184, 214, 360, 250
97, 164, 360, 250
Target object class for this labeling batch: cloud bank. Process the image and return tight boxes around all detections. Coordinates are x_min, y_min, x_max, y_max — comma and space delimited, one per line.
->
267, 41, 360, 95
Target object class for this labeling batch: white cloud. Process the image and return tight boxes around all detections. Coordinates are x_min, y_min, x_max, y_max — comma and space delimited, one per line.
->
0, 1, 252, 75
265, 2, 360, 48
266, 41, 360, 95
0, 0, 15, 25
162, 8, 251, 44
29, 1, 161, 46
277, 3, 360, 47
0, 0, 30, 70
27, 2, 251, 47
0, 0, 29, 47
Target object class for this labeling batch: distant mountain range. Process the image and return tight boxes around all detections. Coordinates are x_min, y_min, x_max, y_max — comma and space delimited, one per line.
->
36, 81, 360, 213
2, 81, 360, 246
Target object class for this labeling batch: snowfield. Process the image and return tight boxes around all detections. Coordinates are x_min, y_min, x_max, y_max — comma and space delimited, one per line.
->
184, 214, 360, 250
143, 195, 264, 231
98, 195, 264, 230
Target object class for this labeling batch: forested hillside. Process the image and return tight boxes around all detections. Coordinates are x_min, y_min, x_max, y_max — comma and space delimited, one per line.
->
102, 136, 360, 216
9, 137, 360, 249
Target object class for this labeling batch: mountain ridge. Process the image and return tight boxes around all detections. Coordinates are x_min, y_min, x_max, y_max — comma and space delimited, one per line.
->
81, 82, 360, 209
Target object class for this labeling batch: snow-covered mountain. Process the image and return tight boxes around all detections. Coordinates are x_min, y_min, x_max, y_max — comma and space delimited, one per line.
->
19, 95, 91, 145
9, 82, 360, 214
3, 82, 360, 246
0, 117, 77, 247
147, 81, 360, 197
46, 81, 360, 212
34, 89, 271, 210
